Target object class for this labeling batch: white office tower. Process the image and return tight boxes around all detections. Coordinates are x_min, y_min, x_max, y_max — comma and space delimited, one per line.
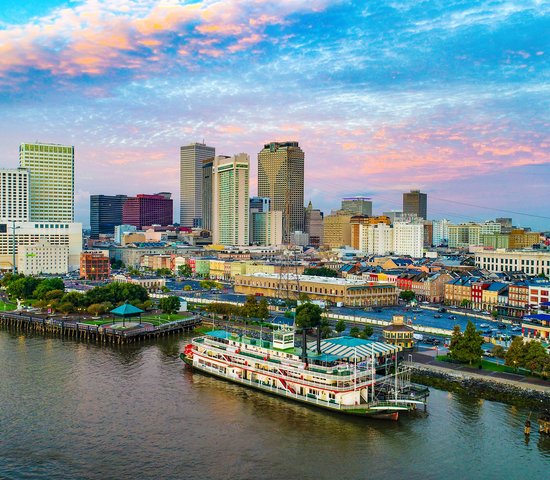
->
19, 143, 74, 222
180, 142, 215, 227
0, 168, 29, 222
360, 223, 394, 255
212, 154, 250, 246
393, 221, 424, 258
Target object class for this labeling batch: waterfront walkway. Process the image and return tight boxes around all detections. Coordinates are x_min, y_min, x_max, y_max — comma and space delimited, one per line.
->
407, 350, 550, 393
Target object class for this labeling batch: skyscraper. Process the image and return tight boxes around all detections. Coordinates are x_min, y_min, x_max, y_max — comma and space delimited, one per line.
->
180, 142, 215, 227
258, 141, 304, 242
212, 154, 249, 245
90, 194, 127, 238
304, 201, 323, 247
122, 193, 173, 229
201, 157, 214, 232
341, 196, 372, 216
0, 168, 29, 222
19, 142, 74, 221
403, 190, 427, 220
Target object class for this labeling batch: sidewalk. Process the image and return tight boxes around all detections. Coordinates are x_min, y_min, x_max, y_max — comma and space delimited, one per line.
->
408, 350, 550, 394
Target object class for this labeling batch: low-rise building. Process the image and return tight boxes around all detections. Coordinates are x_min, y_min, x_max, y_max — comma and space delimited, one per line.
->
80, 251, 110, 280
475, 249, 550, 276
18, 241, 69, 275
383, 315, 414, 349
234, 273, 398, 307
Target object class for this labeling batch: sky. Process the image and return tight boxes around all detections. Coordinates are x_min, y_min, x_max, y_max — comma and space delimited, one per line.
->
0, 0, 548, 230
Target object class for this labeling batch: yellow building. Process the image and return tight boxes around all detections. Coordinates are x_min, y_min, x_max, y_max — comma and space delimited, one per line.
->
323, 211, 352, 248
383, 315, 414, 349
209, 259, 227, 280
509, 229, 540, 249
234, 273, 397, 307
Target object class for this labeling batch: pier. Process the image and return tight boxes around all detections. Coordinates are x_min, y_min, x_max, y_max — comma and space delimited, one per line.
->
0, 311, 201, 344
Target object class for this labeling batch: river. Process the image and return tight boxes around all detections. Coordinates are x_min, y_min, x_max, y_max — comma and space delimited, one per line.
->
0, 330, 548, 480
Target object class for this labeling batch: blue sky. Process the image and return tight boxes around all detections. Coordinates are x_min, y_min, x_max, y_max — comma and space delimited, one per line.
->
0, 0, 548, 229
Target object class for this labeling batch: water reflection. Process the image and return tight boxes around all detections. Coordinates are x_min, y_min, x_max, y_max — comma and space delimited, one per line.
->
1, 330, 549, 480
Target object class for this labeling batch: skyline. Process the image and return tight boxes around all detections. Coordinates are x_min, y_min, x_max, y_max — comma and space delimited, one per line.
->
0, 0, 548, 229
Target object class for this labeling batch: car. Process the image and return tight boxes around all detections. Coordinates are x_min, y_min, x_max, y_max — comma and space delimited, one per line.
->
511, 326, 521, 332
449, 315, 457, 320
483, 350, 494, 357
438, 308, 447, 313
497, 323, 507, 329
480, 323, 489, 328
434, 314, 442, 318
482, 311, 491, 315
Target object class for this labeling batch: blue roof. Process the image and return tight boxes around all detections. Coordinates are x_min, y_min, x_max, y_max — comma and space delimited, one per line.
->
524, 314, 550, 322
270, 316, 295, 327
206, 330, 233, 339
487, 282, 508, 291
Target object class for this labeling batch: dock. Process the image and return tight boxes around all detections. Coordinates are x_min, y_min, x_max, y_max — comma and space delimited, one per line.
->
0, 311, 201, 344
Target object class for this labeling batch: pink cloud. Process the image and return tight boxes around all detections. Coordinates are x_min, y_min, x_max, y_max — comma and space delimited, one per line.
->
0, 0, 337, 87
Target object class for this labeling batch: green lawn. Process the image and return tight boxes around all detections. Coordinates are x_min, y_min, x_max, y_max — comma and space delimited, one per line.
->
0, 300, 17, 311
436, 355, 531, 375
140, 313, 188, 326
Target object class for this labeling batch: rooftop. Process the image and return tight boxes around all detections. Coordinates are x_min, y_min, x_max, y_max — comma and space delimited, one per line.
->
238, 272, 388, 286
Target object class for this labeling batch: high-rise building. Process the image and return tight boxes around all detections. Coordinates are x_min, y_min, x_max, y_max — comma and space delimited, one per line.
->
304, 201, 324, 247
350, 215, 391, 250
323, 210, 352, 248
258, 141, 304, 242
0, 168, 29, 222
249, 197, 271, 213
341, 196, 372, 216
201, 157, 214, 231
180, 142, 215, 227
251, 211, 283, 246
432, 219, 450, 246
90, 195, 127, 238
122, 193, 173, 229
212, 154, 249, 245
19, 142, 74, 222
402, 190, 427, 220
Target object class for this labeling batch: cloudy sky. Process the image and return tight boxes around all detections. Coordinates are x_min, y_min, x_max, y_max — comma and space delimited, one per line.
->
0, 0, 548, 229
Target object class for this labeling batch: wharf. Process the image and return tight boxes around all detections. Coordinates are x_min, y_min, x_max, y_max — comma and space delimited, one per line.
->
0, 311, 201, 344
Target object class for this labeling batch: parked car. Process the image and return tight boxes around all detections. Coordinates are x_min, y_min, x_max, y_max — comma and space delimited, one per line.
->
497, 323, 507, 329
449, 315, 457, 320
434, 314, 442, 318
438, 308, 447, 313
482, 311, 491, 315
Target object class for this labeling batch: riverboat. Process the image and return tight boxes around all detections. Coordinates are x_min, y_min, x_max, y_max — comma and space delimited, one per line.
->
181, 326, 429, 420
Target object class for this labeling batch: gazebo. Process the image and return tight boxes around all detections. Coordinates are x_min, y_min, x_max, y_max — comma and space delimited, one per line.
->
111, 302, 144, 327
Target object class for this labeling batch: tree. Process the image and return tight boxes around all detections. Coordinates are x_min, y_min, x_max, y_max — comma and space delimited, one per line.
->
257, 298, 269, 320
33, 278, 64, 300
298, 292, 310, 302
491, 345, 505, 358
399, 290, 415, 302
505, 336, 526, 370
295, 302, 323, 359
448, 325, 463, 359
7, 276, 41, 300
183, 285, 192, 291
303, 267, 338, 278
87, 303, 105, 316
43, 289, 65, 302
58, 302, 75, 315
523, 341, 549, 373
178, 264, 193, 278
160, 286, 170, 293
335, 319, 346, 334
359, 325, 374, 339
159, 296, 181, 317
448, 322, 483, 365
156, 268, 173, 277
491, 310, 499, 319
460, 299, 471, 308
242, 295, 258, 319
110, 259, 125, 269
349, 326, 360, 338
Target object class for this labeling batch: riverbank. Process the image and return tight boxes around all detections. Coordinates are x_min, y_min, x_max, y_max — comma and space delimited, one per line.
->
407, 351, 550, 409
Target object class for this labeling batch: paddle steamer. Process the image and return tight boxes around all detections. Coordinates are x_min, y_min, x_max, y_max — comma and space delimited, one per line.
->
181, 326, 428, 420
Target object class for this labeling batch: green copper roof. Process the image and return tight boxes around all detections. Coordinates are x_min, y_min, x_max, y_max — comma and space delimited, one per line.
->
110, 302, 144, 317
